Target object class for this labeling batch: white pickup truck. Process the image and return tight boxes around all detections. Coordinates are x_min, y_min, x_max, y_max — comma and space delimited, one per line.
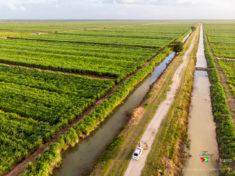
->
132, 147, 143, 160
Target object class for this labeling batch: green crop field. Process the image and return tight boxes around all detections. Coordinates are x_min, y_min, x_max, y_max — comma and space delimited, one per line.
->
17, 24, 189, 48
0, 38, 157, 80
0, 21, 191, 175
0, 21, 138, 33
0, 64, 114, 174
204, 22, 235, 58
0, 23, 190, 81
218, 60, 235, 96
204, 22, 235, 95
204, 30, 235, 175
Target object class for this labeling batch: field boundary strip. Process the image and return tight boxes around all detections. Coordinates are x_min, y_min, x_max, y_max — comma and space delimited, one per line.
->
8, 37, 160, 49
57, 33, 174, 40
217, 58, 235, 61
210, 41, 235, 45
0, 61, 115, 80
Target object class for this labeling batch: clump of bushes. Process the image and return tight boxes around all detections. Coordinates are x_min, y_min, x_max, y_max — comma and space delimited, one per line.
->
172, 42, 183, 53
191, 26, 196, 31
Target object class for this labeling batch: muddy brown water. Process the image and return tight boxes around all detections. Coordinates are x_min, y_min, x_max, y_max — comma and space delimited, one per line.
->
183, 25, 219, 176
54, 33, 191, 176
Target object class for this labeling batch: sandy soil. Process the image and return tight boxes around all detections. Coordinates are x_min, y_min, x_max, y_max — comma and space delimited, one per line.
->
124, 28, 198, 176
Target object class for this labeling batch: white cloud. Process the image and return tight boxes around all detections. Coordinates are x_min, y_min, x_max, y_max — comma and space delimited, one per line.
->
7, 2, 26, 11
0, 0, 235, 19
19, 5, 26, 11
99, 0, 235, 6
117, 0, 145, 3
7, 2, 17, 10
1, 0, 235, 7
0, 0, 58, 5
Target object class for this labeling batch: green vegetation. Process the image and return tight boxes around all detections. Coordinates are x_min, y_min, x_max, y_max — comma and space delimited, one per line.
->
204, 31, 235, 176
0, 65, 113, 125
0, 38, 156, 80
0, 32, 27, 37
101, 136, 125, 162
0, 21, 192, 175
0, 65, 113, 175
218, 60, 235, 96
0, 21, 138, 33
172, 42, 184, 53
17, 24, 190, 48
0, 110, 51, 174
21, 48, 172, 176
191, 26, 196, 31
1, 23, 191, 82
18, 33, 170, 48
204, 22, 235, 58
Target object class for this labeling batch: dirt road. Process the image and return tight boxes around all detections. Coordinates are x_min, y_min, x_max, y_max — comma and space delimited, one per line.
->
124, 28, 199, 176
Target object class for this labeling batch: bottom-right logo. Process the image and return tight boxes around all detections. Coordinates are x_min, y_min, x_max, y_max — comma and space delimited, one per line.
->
199, 151, 232, 163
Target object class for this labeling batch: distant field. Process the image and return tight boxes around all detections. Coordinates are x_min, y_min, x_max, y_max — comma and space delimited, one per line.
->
18, 24, 188, 48
0, 32, 28, 37
2, 23, 190, 80
204, 22, 235, 58
0, 21, 135, 33
0, 38, 156, 79
0, 21, 191, 175
0, 21, 193, 33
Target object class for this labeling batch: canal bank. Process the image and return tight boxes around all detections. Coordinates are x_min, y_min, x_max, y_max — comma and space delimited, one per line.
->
53, 53, 176, 176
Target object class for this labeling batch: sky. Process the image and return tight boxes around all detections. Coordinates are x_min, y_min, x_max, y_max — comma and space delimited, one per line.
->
0, 0, 235, 20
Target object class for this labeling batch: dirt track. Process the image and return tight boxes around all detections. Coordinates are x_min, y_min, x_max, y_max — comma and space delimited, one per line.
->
124, 28, 199, 176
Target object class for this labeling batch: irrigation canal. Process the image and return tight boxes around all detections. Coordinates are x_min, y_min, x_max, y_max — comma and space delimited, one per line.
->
53, 33, 191, 176
183, 25, 219, 176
